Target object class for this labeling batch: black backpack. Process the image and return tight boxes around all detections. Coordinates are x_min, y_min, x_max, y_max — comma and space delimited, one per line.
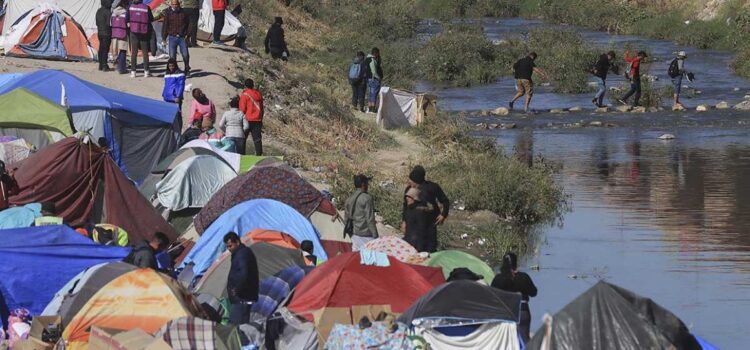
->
668, 58, 681, 78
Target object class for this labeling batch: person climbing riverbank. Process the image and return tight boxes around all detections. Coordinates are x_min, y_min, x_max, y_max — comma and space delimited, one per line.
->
619, 50, 648, 107
669, 51, 691, 110
509, 52, 547, 113
591, 51, 617, 108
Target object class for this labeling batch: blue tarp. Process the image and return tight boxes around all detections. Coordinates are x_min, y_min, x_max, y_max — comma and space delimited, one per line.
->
0, 203, 41, 229
180, 199, 328, 276
0, 225, 130, 327
17, 11, 66, 59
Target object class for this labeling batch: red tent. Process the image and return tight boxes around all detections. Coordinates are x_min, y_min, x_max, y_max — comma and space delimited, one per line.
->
9, 137, 177, 241
287, 252, 445, 320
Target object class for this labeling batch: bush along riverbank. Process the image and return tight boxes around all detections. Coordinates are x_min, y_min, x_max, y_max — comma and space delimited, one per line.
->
232, 0, 569, 263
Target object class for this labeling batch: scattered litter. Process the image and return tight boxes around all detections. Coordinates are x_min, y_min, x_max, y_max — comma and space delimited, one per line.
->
460, 233, 468, 240
476, 238, 485, 246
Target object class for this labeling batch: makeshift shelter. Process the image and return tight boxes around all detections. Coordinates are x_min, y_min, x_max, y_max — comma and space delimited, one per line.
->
0, 70, 180, 181
9, 137, 178, 241
376, 87, 437, 129
3, 4, 94, 60
0, 225, 130, 327
197, 0, 243, 42
194, 166, 337, 234
0, 88, 73, 150
154, 316, 242, 350
363, 236, 418, 262
250, 266, 309, 320
427, 250, 496, 284
153, 155, 237, 211
526, 281, 702, 350
63, 268, 204, 350
245, 229, 301, 249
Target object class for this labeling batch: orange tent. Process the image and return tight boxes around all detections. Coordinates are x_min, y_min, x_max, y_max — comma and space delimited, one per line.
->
62, 269, 204, 350
245, 229, 301, 250
7, 8, 94, 61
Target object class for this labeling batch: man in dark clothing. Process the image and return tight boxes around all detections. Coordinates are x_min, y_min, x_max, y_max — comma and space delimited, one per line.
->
591, 51, 616, 108
212, 0, 229, 45
95, 0, 113, 72
364, 47, 383, 114
128, 232, 169, 269
181, 0, 200, 47
224, 231, 259, 325
510, 52, 547, 113
264, 17, 289, 61
401, 165, 450, 253
619, 50, 648, 107
349, 51, 367, 112
162, 0, 191, 75
0, 160, 19, 211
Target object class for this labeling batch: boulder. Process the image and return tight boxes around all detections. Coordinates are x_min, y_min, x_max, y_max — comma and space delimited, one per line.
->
491, 107, 509, 116
631, 106, 647, 113
568, 106, 583, 112
734, 87, 741, 92
696, 104, 709, 112
734, 100, 750, 110
595, 107, 609, 113
715, 101, 730, 109
744, 95, 750, 100
672, 104, 687, 111
615, 105, 632, 112
489, 124, 499, 129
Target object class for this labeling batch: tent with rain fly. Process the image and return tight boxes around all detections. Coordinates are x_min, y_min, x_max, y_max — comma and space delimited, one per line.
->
526, 281, 702, 350
8, 137, 178, 241
249, 266, 309, 321
2, 0, 105, 44
154, 316, 242, 350
63, 269, 204, 350
427, 250, 496, 284
376, 87, 437, 129
0, 88, 73, 150
0, 225, 130, 327
181, 199, 328, 276
363, 236, 418, 262
194, 166, 337, 234
152, 155, 237, 211
0, 70, 180, 181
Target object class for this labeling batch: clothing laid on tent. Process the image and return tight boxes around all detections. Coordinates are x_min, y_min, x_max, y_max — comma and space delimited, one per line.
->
250, 265, 309, 320
325, 321, 411, 350
181, 199, 327, 277
8, 137, 178, 241
194, 166, 337, 234
363, 236, 418, 262
0, 225, 130, 328
154, 155, 237, 211
0, 88, 73, 150
154, 316, 242, 350
526, 281, 702, 350
376, 87, 437, 129
0, 70, 180, 181
0, 203, 40, 228
63, 268, 204, 350
427, 250, 496, 284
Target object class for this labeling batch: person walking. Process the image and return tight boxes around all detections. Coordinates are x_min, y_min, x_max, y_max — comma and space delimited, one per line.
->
162, 58, 186, 112
364, 47, 383, 114
264, 17, 289, 60
239, 79, 265, 155
669, 51, 690, 109
128, 0, 154, 77
110, 1, 129, 74
400, 165, 449, 253
162, 0, 191, 76
190, 88, 217, 130
96, 0, 113, 72
181, 0, 200, 47
211, 0, 229, 45
619, 50, 648, 107
402, 186, 433, 252
491, 252, 537, 342
126, 232, 170, 270
224, 232, 259, 325
591, 51, 616, 108
218, 96, 249, 154
509, 52, 547, 113
348, 51, 367, 112
345, 174, 378, 251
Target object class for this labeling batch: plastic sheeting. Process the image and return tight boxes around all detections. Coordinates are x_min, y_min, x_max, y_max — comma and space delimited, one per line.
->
180, 199, 327, 276
0, 226, 130, 327
376, 87, 417, 129
155, 155, 237, 211
420, 322, 520, 350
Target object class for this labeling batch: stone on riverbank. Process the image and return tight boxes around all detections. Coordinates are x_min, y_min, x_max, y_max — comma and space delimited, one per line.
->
659, 134, 675, 140
568, 106, 582, 112
550, 108, 565, 114
716, 101, 730, 109
696, 104, 709, 112
588, 121, 603, 127
734, 100, 750, 110
631, 106, 646, 113
480, 110, 490, 116
595, 107, 609, 113
470, 210, 502, 224
616, 105, 632, 112
672, 104, 687, 111
491, 107, 509, 116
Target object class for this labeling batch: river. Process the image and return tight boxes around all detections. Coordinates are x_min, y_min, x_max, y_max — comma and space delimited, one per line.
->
420, 18, 750, 348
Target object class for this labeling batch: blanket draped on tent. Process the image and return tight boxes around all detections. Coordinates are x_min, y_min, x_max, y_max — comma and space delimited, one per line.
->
420, 322, 520, 350
17, 10, 67, 58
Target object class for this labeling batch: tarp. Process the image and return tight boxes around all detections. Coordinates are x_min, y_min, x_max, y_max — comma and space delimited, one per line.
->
427, 250, 496, 284
4, 0, 99, 41
287, 252, 445, 319
9, 137, 178, 241
63, 269, 204, 350
0, 88, 74, 135
363, 236, 418, 262
181, 199, 327, 276
420, 322, 520, 350
376, 87, 437, 129
250, 266, 308, 320
0, 203, 40, 228
526, 281, 701, 350
155, 155, 237, 211
154, 316, 242, 350
194, 166, 336, 234
6, 5, 95, 61
398, 281, 522, 327
0, 225, 130, 327
198, 0, 242, 41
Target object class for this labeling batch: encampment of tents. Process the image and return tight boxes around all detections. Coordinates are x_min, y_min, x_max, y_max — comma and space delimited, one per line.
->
0, 88, 73, 150
0, 69, 180, 181
376, 87, 437, 129
427, 250, 496, 284
8, 137, 178, 241
154, 316, 242, 350
0, 225, 130, 327
250, 266, 310, 321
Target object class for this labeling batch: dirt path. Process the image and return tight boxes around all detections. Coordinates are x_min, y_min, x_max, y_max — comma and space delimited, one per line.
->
353, 111, 427, 176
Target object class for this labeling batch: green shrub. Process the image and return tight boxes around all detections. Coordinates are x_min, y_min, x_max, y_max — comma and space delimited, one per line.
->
438, 222, 538, 264
420, 28, 506, 86
732, 48, 750, 80
528, 28, 599, 93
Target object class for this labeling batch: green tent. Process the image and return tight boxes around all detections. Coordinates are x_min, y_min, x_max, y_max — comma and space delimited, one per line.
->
427, 250, 496, 283
0, 88, 73, 149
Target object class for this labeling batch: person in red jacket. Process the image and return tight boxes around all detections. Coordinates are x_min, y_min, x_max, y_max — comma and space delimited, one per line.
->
211, 0, 229, 45
239, 78, 264, 156
619, 50, 648, 107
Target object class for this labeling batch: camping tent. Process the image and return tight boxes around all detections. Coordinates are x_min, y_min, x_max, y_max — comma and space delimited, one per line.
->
63, 268, 204, 350
154, 317, 242, 350
0, 88, 73, 150
363, 236, 418, 262
139, 146, 231, 198
0, 70, 180, 181
153, 155, 237, 211
9, 137, 178, 241
376, 87, 437, 129
245, 229, 301, 249
180, 199, 328, 276
526, 281, 702, 350
194, 166, 337, 234
3, 3, 94, 60
287, 252, 445, 319
0, 225, 130, 327
4, 0, 99, 43
427, 250, 496, 284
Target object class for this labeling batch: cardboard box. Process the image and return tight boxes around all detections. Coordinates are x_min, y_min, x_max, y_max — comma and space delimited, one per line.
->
89, 327, 173, 350
350, 305, 392, 324
29, 316, 61, 340
312, 307, 351, 345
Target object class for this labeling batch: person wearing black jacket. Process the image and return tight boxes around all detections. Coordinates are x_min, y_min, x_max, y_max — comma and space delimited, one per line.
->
224, 232, 259, 325
349, 51, 367, 112
264, 17, 289, 61
95, 0, 113, 71
591, 51, 616, 108
401, 165, 449, 253
491, 252, 537, 342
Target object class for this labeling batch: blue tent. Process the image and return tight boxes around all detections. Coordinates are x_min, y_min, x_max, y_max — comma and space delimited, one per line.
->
0, 70, 180, 181
0, 225, 130, 327
181, 199, 328, 276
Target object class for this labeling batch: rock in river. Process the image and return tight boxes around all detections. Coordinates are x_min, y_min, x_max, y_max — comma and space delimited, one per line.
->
491, 107, 509, 116
734, 100, 750, 110
696, 104, 709, 112
716, 101, 730, 109
659, 133, 676, 140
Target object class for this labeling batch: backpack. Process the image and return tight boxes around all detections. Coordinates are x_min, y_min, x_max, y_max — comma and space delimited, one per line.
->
668, 58, 681, 78
348, 61, 362, 82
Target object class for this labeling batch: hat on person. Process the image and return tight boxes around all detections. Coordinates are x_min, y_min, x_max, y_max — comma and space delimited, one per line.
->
353, 174, 372, 188
447, 267, 483, 282
405, 187, 421, 201
409, 165, 426, 184
677, 51, 687, 58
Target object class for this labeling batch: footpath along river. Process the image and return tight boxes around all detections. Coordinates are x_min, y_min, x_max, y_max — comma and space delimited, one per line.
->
420, 18, 750, 348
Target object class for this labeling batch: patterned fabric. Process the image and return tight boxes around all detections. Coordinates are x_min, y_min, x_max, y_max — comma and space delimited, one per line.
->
155, 317, 216, 350
250, 266, 306, 319
325, 322, 411, 350
0, 138, 32, 164
363, 236, 418, 262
